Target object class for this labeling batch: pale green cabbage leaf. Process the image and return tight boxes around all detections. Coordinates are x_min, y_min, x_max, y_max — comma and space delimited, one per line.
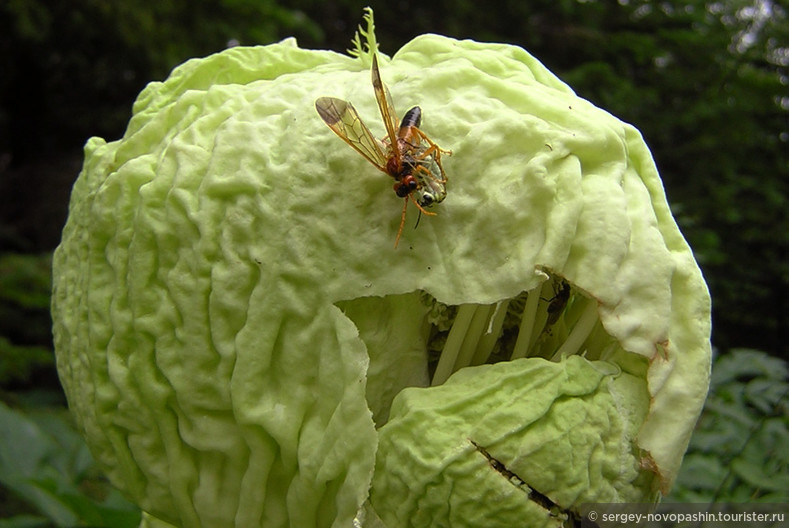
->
52, 15, 711, 528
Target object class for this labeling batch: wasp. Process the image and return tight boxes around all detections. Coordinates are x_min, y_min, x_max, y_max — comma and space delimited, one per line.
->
315, 54, 450, 247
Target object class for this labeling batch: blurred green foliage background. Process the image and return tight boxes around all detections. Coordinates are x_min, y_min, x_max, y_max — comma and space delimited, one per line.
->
0, 0, 786, 525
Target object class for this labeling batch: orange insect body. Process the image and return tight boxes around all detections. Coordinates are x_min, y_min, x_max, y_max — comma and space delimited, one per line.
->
315, 54, 450, 247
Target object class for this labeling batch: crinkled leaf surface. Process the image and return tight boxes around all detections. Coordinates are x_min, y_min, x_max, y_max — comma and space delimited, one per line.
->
372, 357, 656, 528
52, 34, 710, 528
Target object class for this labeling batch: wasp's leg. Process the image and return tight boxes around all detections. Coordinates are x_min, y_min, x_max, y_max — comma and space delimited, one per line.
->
394, 198, 408, 248
413, 129, 452, 159
411, 130, 451, 183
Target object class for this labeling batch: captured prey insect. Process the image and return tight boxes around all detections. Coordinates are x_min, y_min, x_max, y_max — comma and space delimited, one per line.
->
315, 54, 451, 247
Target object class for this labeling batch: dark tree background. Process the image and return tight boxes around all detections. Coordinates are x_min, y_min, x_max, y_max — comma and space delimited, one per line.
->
1, 0, 787, 395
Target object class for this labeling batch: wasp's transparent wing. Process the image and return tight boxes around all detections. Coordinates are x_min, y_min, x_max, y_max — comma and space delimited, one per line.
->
371, 54, 400, 156
315, 97, 387, 171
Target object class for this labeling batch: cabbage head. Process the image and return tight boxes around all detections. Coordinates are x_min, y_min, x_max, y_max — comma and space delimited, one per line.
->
52, 11, 711, 528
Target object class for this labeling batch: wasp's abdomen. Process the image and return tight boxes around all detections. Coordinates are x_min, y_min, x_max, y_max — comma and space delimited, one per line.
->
399, 106, 422, 131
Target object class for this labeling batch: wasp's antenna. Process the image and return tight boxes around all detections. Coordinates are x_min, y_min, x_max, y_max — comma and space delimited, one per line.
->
348, 7, 378, 67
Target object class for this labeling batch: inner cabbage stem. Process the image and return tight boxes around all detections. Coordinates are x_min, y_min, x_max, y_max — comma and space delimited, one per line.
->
510, 286, 542, 361
428, 275, 604, 386
550, 300, 599, 361
432, 305, 478, 386
472, 300, 509, 365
